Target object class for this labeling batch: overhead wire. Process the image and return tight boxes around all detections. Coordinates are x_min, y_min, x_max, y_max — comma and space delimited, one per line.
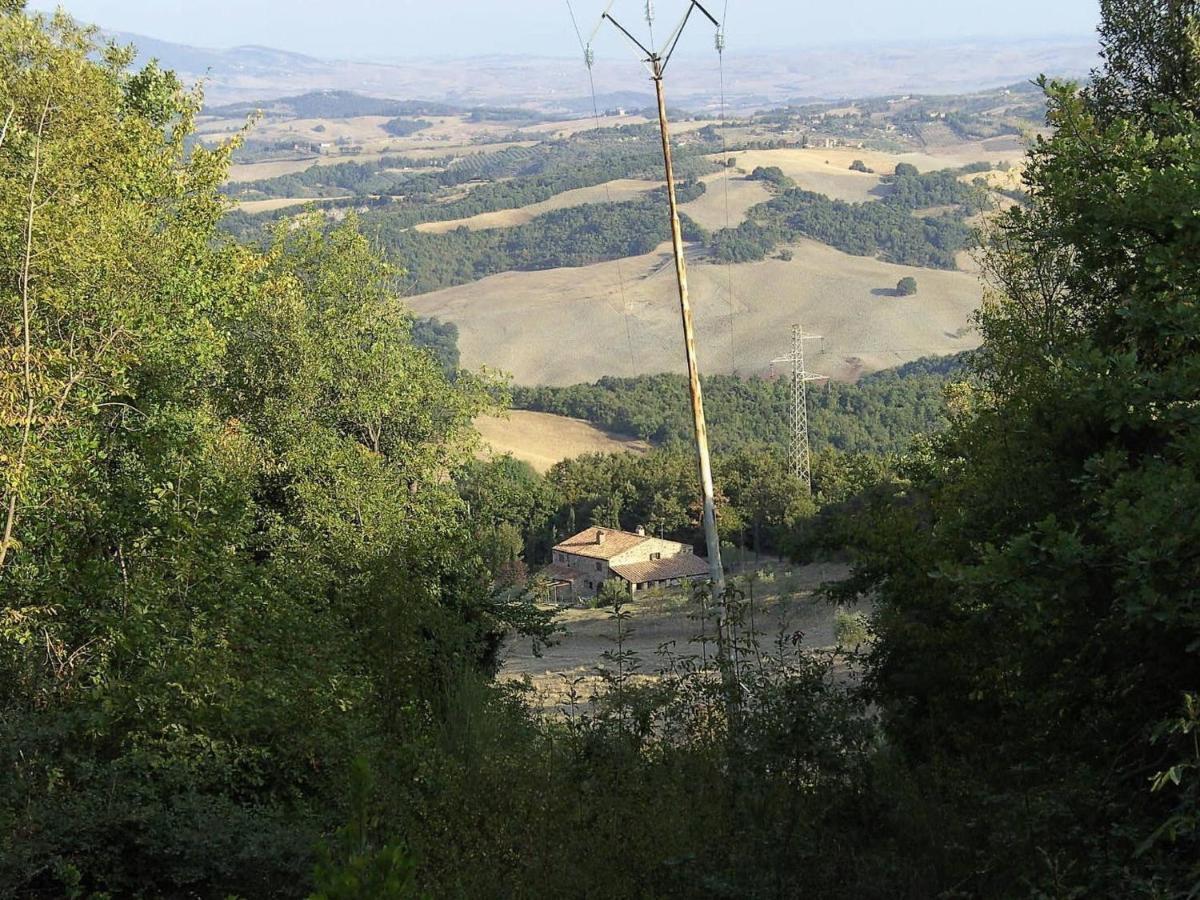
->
565, 0, 638, 370
716, 0, 738, 376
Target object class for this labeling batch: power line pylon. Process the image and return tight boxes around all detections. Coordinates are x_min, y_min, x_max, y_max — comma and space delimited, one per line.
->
773, 325, 827, 491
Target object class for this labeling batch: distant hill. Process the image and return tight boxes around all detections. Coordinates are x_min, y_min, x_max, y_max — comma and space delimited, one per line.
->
206, 92, 464, 120
108, 31, 324, 78
103, 29, 1097, 112
204, 91, 551, 123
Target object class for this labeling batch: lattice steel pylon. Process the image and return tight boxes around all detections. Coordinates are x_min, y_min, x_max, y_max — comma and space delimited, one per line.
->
773, 324, 828, 490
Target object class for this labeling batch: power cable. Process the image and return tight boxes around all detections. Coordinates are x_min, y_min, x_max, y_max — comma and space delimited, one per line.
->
565, 0, 638, 370
716, 1, 737, 375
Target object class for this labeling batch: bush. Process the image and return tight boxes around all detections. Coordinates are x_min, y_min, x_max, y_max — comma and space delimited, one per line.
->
849, 159, 874, 174
896, 276, 918, 296
834, 608, 871, 649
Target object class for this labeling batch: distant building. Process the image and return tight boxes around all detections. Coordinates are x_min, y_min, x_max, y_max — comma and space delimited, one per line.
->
544, 526, 711, 603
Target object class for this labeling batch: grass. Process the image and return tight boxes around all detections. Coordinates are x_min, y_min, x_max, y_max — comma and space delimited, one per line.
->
474, 410, 648, 473
411, 237, 983, 386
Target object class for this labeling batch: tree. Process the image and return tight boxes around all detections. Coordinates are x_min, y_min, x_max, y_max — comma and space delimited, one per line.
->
843, 1, 1200, 892
0, 13, 517, 895
895, 276, 918, 296
894, 162, 919, 177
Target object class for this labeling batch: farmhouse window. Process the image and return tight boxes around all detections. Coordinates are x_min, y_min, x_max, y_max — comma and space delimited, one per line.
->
650, 552, 662, 561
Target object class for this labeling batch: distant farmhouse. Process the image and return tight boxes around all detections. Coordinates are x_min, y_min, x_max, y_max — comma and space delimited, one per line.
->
544, 526, 710, 603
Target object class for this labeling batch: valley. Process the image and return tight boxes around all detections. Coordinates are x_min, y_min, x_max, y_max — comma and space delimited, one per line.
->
214, 83, 1024, 390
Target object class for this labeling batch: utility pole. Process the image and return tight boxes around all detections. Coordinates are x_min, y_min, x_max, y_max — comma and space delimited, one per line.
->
600, 0, 726, 597
773, 324, 827, 491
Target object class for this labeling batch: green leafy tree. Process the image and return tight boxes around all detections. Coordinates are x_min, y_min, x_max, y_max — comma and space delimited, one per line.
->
0, 12, 512, 896
895, 276, 918, 296
841, 2, 1200, 892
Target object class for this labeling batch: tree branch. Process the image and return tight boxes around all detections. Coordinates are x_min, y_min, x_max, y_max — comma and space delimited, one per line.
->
1, 98, 51, 573
0, 104, 14, 151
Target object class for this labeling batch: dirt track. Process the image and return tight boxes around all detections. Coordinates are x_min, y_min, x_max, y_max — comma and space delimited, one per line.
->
501, 561, 856, 708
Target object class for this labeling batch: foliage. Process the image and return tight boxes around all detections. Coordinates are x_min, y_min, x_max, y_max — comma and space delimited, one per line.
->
0, 13, 537, 896
837, 2, 1200, 892
708, 168, 984, 269
381, 117, 432, 138
513, 353, 971, 455
311, 759, 423, 900
360, 184, 707, 295
410, 317, 460, 375
895, 276, 918, 296
748, 164, 794, 189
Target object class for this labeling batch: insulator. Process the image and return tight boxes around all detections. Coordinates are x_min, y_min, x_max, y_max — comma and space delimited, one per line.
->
645, 0, 655, 25
715, 31, 726, 53
584, 46, 595, 69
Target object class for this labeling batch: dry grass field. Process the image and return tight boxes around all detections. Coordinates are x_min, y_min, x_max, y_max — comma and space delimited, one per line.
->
679, 172, 774, 230
724, 149, 886, 202
411, 238, 982, 386
726, 142, 1025, 192
475, 411, 649, 473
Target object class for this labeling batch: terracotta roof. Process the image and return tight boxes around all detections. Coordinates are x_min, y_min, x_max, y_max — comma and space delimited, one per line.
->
553, 527, 648, 561
611, 554, 711, 585
542, 563, 584, 584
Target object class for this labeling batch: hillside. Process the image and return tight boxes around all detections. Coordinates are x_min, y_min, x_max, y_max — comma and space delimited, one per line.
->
411, 238, 982, 385
474, 411, 648, 473
212, 85, 1028, 387
108, 29, 1097, 109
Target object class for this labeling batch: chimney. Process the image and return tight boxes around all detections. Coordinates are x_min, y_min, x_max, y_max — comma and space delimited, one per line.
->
636, 525, 646, 537
596, 530, 606, 545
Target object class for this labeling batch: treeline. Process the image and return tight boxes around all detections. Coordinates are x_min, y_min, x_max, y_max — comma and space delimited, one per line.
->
513, 353, 969, 455
365, 182, 707, 294
207, 90, 505, 121
224, 153, 453, 200
459, 444, 889, 578
228, 129, 719, 203
412, 316, 461, 374
708, 168, 985, 268
1, 21, 531, 896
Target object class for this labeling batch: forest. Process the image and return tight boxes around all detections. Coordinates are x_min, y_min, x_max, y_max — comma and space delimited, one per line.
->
2, 2, 1199, 898
512, 352, 969, 455
361, 182, 707, 295
709, 167, 985, 267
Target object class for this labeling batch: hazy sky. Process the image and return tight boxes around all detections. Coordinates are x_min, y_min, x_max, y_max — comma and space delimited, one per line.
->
27, 0, 1101, 59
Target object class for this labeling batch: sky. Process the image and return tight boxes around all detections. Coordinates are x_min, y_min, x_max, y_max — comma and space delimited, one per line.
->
27, 0, 1102, 59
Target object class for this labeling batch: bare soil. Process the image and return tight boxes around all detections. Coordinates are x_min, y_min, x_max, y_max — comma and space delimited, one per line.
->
501, 561, 857, 709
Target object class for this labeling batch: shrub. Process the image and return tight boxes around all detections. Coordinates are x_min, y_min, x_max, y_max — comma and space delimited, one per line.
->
896, 276, 918, 296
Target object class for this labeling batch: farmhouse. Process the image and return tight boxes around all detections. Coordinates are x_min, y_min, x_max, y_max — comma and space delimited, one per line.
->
544, 526, 711, 603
